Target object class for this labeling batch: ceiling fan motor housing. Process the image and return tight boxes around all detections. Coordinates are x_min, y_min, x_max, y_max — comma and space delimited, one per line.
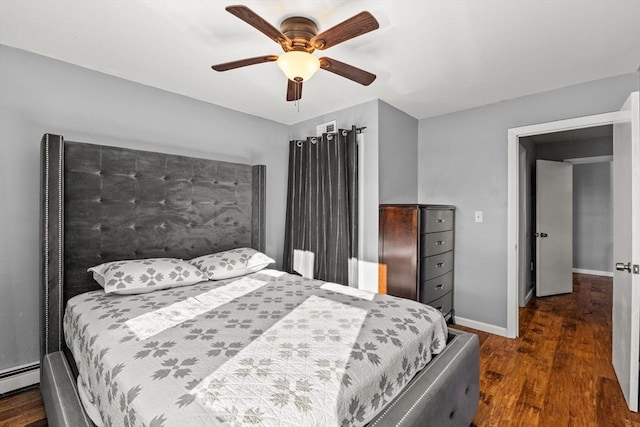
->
280, 16, 318, 52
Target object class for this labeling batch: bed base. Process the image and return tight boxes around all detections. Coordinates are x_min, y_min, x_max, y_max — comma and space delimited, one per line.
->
41, 329, 478, 427
368, 328, 479, 426
41, 352, 92, 427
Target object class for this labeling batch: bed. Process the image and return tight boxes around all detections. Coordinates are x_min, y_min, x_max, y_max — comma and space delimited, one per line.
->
39, 133, 479, 426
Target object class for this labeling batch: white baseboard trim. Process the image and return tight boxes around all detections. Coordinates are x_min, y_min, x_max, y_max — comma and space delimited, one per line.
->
454, 316, 508, 337
572, 268, 613, 277
0, 367, 40, 395
524, 288, 534, 306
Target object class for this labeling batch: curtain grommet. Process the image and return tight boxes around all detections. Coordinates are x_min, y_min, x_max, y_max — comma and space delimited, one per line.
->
342, 130, 349, 136
327, 134, 334, 140
296, 140, 303, 148
311, 137, 317, 144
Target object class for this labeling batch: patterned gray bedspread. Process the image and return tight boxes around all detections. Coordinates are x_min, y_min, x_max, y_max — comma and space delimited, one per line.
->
64, 270, 447, 427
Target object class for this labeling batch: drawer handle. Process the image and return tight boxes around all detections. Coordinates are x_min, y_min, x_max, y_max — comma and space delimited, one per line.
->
436, 240, 445, 246
435, 284, 444, 290
435, 219, 446, 223
436, 306, 444, 312
436, 262, 445, 268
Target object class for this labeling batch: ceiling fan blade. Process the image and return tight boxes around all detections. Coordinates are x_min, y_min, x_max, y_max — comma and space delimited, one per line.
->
319, 57, 376, 86
212, 55, 278, 71
226, 5, 291, 48
310, 11, 379, 50
286, 79, 303, 101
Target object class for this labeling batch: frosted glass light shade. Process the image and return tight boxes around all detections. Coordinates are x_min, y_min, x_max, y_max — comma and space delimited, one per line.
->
277, 51, 320, 81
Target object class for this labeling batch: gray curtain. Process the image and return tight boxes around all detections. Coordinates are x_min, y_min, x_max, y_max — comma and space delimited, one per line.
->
283, 127, 358, 286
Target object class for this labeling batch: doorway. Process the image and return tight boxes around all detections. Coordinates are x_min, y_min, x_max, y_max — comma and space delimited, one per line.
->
518, 126, 613, 305
507, 111, 618, 338
508, 93, 640, 412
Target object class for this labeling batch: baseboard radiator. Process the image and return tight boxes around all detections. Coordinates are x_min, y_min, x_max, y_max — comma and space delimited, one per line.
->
0, 362, 40, 396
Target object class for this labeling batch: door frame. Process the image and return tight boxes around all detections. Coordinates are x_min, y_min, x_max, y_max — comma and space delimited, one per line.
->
506, 111, 617, 338
518, 144, 529, 307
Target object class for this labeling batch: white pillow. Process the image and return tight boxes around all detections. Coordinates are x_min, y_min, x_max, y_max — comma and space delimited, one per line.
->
189, 248, 274, 280
88, 258, 205, 295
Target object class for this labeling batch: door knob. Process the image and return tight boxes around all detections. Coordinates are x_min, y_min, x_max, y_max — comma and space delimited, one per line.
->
540, 232, 548, 238
616, 262, 632, 272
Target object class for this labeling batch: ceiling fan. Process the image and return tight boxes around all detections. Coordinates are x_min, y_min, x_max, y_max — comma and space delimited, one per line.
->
212, 5, 379, 101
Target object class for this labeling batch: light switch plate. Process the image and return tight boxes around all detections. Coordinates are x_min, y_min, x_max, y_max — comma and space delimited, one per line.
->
474, 211, 483, 223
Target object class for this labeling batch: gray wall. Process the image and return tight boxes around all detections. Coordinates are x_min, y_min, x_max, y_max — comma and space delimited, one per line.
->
0, 45, 289, 372
573, 162, 613, 272
536, 136, 613, 160
418, 71, 639, 329
378, 101, 418, 203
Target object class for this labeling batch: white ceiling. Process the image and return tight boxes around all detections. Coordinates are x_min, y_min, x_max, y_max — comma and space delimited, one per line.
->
1, 0, 639, 125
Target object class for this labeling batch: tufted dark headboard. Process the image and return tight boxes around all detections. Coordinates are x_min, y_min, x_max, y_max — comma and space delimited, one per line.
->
40, 134, 266, 357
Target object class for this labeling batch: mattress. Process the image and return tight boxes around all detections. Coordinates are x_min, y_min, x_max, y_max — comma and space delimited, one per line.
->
63, 269, 447, 427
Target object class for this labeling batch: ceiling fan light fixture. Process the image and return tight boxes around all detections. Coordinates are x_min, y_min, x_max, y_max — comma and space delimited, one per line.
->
213, 6, 379, 101
277, 51, 320, 82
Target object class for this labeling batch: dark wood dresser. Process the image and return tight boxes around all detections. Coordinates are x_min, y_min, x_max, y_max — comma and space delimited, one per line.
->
379, 204, 455, 320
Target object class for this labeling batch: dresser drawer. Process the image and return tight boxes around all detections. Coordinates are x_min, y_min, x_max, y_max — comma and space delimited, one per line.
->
421, 250, 453, 280
427, 291, 452, 317
421, 209, 454, 232
420, 230, 454, 257
420, 271, 453, 303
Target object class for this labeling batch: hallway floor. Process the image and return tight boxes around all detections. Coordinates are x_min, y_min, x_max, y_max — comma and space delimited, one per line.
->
453, 273, 640, 426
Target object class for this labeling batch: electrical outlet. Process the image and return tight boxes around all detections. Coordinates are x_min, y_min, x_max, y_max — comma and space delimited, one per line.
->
474, 211, 483, 223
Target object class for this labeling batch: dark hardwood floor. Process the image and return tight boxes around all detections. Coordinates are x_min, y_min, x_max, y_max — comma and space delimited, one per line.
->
453, 273, 640, 427
0, 273, 637, 426
0, 386, 46, 427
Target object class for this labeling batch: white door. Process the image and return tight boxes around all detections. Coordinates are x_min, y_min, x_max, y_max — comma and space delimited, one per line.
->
536, 159, 573, 297
612, 91, 640, 412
